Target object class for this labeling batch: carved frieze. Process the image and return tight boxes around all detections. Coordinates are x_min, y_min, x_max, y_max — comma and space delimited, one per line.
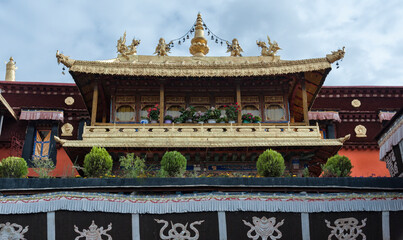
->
354, 125, 367, 138
190, 97, 210, 104
61, 123, 74, 136
265, 96, 283, 103
116, 96, 135, 103
243, 96, 259, 103
215, 97, 234, 104
166, 96, 185, 103
141, 96, 159, 103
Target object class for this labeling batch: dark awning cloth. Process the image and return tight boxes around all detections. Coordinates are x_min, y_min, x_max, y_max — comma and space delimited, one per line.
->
19, 110, 64, 121
379, 111, 396, 122
308, 111, 341, 122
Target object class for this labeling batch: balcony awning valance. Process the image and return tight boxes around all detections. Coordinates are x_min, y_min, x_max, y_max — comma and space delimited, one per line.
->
379, 111, 396, 122
308, 111, 341, 122
19, 110, 64, 121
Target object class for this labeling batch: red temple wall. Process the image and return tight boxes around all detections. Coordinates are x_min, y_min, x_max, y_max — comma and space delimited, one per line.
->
338, 149, 389, 177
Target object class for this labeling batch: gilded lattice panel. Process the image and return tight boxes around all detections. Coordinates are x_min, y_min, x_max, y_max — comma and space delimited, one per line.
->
242, 96, 259, 103
190, 97, 210, 104
166, 97, 185, 103
215, 97, 234, 104
264, 96, 283, 103
141, 96, 159, 103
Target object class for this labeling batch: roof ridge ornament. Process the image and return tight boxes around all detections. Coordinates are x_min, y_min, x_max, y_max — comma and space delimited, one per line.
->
226, 38, 243, 57
257, 35, 281, 57
117, 31, 140, 61
189, 13, 209, 57
154, 38, 172, 56
56, 50, 75, 68
326, 46, 345, 63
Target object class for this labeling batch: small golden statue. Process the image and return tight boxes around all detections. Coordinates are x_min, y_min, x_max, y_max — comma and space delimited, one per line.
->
226, 38, 243, 57
257, 35, 281, 57
154, 38, 172, 56
117, 31, 140, 60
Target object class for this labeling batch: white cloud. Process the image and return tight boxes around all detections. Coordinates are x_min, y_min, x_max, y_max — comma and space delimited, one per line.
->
0, 0, 402, 86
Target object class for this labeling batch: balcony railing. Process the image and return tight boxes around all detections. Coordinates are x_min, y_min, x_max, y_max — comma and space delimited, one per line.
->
83, 123, 321, 139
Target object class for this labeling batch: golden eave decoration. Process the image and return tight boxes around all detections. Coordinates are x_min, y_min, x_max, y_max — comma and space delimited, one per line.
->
189, 13, 209, 57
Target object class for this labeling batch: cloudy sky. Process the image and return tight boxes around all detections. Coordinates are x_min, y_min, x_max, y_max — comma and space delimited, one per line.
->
0, 0, 402, 86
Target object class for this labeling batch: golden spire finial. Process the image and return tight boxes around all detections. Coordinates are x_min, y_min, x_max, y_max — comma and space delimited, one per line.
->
189, 13, 209, 57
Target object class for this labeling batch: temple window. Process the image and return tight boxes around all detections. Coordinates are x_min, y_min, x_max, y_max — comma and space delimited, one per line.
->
166, 105, 182, 118
242, 105, 260, 117
115, 105, 135, 122
265, 104, 285, 121
32, 129, 51, 159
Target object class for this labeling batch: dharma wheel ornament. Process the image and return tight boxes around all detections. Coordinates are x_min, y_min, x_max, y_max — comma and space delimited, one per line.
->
189, 13, 209, 57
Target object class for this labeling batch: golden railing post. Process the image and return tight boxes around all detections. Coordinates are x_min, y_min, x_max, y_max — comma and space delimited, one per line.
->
236, 81, 242, 124
301, 79, 309, 125
159, 83, 164, 126
91, 84, 99, 126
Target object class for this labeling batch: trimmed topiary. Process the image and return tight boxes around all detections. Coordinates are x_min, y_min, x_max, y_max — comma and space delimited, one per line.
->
0, 156, 28, 178
83, 147, 113, 177
322, 154, 352, 177
160, 151, 187, 177
256, 149, 285, 177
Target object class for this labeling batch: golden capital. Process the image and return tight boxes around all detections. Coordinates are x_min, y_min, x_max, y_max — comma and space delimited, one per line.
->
189, 13, 209, 57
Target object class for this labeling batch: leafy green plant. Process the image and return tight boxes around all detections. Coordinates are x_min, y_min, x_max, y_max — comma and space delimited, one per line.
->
253, 116, 262, 123
0, 156, 28, 178
147, 104, 160, 121
179, 106, 196, 121
31, 157, 55, 178
164, 115, 173, 121
206, 107, 221, 120
321, 154, 352, 177
302, 167, 310, 177
83, 147, 113, 177
242, 113, 254, 122
119, 153, 146, 178
160, 151, 187, 177
224, 103, 240, 121
256, 149, 285, 177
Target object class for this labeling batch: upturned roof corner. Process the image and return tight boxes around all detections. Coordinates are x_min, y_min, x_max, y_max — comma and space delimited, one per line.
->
56, 50, 75, 68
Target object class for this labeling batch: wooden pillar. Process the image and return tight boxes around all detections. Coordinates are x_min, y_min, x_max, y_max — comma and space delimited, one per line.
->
159, 83, 164, 125
236, 81, 242, 123
91, 84, 99, 126
301, 79, 309, 125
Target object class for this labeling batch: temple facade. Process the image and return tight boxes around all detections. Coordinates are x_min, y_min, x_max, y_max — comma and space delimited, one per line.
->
55, 13, 347, 176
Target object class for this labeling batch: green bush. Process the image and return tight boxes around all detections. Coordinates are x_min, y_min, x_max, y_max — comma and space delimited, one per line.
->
321, 154, 352, 177
0, 156, 28, 178
160, 151, 187, 177
83, 147, 113, 177
256, 149, 285, 177
119, 153, 146, 178
31, 157, 55, 178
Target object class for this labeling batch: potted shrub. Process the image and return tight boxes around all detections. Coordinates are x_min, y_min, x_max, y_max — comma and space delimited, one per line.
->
164, 115, 173, 124
206, 107, 221, 123
218, 115, 227, 123
242, 113, 254, 123
159, 151, 187, 177
193, 111, 206, 124
140, 116, 149, 124
0, 156, 28, 178
225, 103, 240, 123
83, 146, 113, 177
174, 116, 184, 123
147, 104, 160, 123
321, 154, 353, 177
180, 106, 196, 123
256, 149, 285, 177
253, 116, 262, 123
